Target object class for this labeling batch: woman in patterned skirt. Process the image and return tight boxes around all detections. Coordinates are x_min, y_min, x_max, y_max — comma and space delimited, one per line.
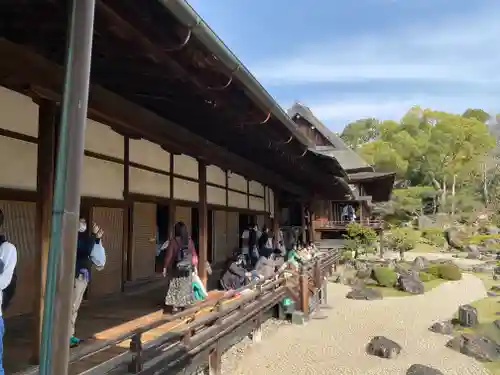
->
163, 221, 198, 313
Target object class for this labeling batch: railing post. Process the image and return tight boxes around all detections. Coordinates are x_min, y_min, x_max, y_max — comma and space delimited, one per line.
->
208, 347, 222, 375
299, 267, 309, 314
128, 333, 143, 373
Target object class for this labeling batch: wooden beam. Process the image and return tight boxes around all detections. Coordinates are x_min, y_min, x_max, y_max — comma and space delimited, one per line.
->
0, 38, 309, 197
32, 98, 58, 364
198, 160, 208, 287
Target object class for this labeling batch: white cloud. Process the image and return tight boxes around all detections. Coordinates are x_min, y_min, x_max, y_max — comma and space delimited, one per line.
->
252, 5, 500, 85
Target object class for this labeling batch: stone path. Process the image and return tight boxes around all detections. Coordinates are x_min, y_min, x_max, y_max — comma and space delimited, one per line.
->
226, 274, 489, 375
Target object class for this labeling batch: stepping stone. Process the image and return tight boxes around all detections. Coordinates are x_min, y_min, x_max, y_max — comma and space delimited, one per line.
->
311, 311, 328, 320
319, 304, 333, 310
488, 291, 498, 297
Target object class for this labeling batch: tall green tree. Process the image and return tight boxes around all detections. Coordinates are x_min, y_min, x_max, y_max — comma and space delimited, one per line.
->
340, 118, 379, 149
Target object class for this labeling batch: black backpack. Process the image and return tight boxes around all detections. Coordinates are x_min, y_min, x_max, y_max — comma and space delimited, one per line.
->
0, 235, 16, 312
173, 239, 193, 273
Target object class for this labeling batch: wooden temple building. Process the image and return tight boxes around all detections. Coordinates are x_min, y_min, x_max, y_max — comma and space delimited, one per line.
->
0, 1, 394, 373
288, 103, 395, 239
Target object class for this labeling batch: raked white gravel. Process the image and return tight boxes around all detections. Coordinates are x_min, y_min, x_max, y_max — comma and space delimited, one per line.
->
226, 273, 489, 375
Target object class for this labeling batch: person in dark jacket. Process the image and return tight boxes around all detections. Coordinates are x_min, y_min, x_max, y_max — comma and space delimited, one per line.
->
220, 255, 250, 291
70, 218, 103, 347
254, 248, 276, 280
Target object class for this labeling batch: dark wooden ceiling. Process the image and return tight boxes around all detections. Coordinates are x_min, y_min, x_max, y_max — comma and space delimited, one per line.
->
0, 0, 348, 199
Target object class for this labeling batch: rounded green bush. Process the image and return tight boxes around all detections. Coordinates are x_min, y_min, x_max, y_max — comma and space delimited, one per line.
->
373, 267, 398, 287
342, 250, 353, 261
438, 263, 462, 280
424, 264, 440, 278
419, 271, 436, 282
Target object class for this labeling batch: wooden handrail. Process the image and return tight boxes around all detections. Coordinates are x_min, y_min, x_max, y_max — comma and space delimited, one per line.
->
15, 249, 340, 375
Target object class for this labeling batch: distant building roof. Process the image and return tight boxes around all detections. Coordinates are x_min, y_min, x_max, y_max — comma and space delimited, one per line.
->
287, 102, 373, 172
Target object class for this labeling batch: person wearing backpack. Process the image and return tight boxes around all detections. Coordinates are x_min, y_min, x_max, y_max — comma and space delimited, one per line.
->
0, 209, 17, 374
70, 218, 104, 347
163, 221, 198, 313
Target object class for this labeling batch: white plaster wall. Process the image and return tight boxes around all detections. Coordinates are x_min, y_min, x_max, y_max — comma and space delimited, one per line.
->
81, 156, 124, 199
228, 190, 247, 209
207, 186, 226, 206
249, 196, 265, 211
173, 178, 199, 202
130, 138, 170, 172
0, 136, 37, 190
85, 119, 124, 159
129, 167, 170, 198
174, 154, 198, 179
227, 172, 246, 192
207, 165, 226, 186
0, 86, 38, 137
248, 180, 264, 197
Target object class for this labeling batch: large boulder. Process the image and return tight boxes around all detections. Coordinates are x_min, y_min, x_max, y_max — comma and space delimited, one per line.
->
406, 364, 444, 375
458, 304, 479, 327
398, 275, 424, 294
465, 244, 479, 253
366, 336, 402, 359
429, 321, 453, 335
412, 256, 429, 270
446, 333, 500, 362
346, 287, 383, 300
444, 227, 463, 249
486, 226, 500, 235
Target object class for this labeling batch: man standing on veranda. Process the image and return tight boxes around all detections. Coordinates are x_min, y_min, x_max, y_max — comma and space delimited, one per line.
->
70, 218, 103, 347
0, 209, 18, 375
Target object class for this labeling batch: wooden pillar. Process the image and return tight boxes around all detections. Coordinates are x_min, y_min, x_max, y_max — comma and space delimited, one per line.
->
327, 200, 333, 222
272, 194, 280, 249
308, 202, 315, 243
169, 153, 175, 238
32, 99, 58, 363
198, 160, 208, 286
359, 201, 364, 224
300, 202, 306, 244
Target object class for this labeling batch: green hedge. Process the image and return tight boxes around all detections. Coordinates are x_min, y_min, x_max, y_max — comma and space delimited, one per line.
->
438, 263, 462, 280
419, 271, 436, 282
421, 228, 445, 247
424, 263, 462, 281
424, 264, 440, 278
373, 267, 398, 287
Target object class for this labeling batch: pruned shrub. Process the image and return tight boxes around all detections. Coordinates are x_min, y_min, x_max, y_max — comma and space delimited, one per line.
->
373, 267, 398, 287
387, 227, 419, 253
341, 250, 353, 261
438, 263, 462, 280
424, 264, 440, 278
419, 271, 436, 282
421, 228, 445, 247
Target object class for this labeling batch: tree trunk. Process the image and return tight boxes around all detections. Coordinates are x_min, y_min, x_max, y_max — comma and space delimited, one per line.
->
451, 174, 456, 216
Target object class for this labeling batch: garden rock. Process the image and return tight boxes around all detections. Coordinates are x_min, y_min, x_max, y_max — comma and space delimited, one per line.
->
412, 256, 429, 270
486, 226, 500, 235
446, 333, 500, 362
366, 336, 402, 359
488, 291, 498, 297
429, 320, 453, 335
458, 304, 479, 327
494, 320, 500, 330
466, 251, 480, 259
406, 364, 444, 375
354, 260, 369, 271
398, 275, 424, 294
445, 227, 463, 249
346, 287, 382, 300
465, 244, 479, 253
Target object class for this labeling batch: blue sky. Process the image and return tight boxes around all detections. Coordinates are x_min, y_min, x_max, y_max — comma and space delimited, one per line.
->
187, 0, 500, 131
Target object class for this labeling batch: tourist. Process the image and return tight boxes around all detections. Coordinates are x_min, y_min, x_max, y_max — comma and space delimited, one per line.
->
163, 221, 197, 313
248, 225, 260, 267
254, 248, 276, 280
220, 254, 251, 290
0, 209, 17, 374
71, 219, 104, 347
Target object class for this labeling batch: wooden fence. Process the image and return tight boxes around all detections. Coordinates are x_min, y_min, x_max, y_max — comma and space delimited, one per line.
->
17, 249, 340, 375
